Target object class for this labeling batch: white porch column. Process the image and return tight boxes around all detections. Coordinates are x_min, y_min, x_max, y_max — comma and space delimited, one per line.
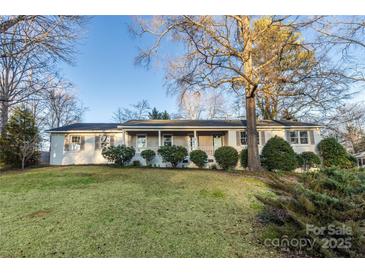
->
125, 131, 128, 146
158, 130, 161, 147
122, 130, 126, 145
228, 130, 236, 148
194, 130, 198, 149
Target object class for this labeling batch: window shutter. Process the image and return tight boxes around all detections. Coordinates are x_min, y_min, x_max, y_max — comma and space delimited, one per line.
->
236, 131, 241, 146
309, 130, 315, 145
95, 135, 100, 150
64, 135, 69, 151
285, 131, 291, 143
260, 131, 266, 145
110, 135, 115, 146
80, 136, 85, 151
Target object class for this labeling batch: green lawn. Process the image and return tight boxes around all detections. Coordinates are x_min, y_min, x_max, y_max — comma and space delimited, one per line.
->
0, 166, 278, 257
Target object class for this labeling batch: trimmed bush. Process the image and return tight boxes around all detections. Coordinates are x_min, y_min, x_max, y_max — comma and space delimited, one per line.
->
318, 137, 352, 168
141, 149, 156, 166
298, 151, 321, 171
189, 149, 208, 168
102, 145, 135, 166
214, 146, 238, 170
158, 145, 188, 167
347, 154, 358, 168
240, 148, 248, 168
257, 168, 365, 257
261, 136, 297, 171
296, 153, 304, 168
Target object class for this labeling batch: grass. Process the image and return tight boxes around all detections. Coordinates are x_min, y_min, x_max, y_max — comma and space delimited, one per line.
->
0, 166, 278, 257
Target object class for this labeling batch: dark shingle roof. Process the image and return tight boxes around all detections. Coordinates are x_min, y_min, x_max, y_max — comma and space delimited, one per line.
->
122, 119, 246, 127
122, 119, 321, 128
273, 120, 319, 127
47, 123, 120, 132
47, 120, 321, 132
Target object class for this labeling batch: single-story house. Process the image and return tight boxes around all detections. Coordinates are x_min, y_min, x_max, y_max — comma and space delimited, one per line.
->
47, 119, 323, 167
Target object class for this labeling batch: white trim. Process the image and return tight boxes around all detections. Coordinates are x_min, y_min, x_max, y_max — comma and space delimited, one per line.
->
67, 135, 82, 152
288, 130, 310, 145
158, 130, 161, 147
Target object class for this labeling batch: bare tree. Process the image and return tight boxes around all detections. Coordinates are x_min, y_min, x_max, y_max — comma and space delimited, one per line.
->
18, 134, 40, 169
132, 16, 365, 170
205, 90, 229, 119
321, 102, 365, 153
178, 91, 204, 119
42, 81, 86, 129
0, 16, 83, 60
0, 47, 56, 133
177, 90, 228, 119
112, 99, 151, 122
113, 107, 131, 123
133, 16, 326, 170
0, 16, 84, 133
308, 16, 365, 54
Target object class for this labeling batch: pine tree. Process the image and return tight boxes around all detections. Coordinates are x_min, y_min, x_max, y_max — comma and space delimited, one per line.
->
257, 169, 365, 257
148, 107, 170, 120
160, 110, 170, 120
0, 106, 40, 169
148, 107, 161, 119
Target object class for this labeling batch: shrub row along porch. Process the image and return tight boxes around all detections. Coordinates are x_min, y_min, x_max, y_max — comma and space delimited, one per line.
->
124, 130, 228, 156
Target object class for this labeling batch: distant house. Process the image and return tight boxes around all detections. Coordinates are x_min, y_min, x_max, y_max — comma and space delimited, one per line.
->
47, 119, 323, 167
354, 151, 365, 168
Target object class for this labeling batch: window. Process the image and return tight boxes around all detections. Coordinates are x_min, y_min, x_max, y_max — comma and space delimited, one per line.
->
163, 135, 172, 146
100, 135, 111, 148
95, 135, 114, 150
239, 131, 259, 145
136, 135, 147, 150
299, 131, 309, 144
289, 131, 309, 144
240, 131, 248, 145
70, 136, 81, 151
289, 131, 299, 144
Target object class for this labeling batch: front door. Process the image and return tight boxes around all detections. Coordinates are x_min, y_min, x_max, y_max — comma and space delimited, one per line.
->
213, 135, 222, 151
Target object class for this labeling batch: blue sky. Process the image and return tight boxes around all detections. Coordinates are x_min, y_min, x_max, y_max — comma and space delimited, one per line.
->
60, 16, 175, 122
60, 16, 364, 123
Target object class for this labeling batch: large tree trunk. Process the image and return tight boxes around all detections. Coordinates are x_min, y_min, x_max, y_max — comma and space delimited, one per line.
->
242, 16, 262, 171
0, 100, 9, 135
246, 95, 261, 170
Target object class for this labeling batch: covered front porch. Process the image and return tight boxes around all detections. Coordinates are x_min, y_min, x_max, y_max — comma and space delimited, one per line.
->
123, 129, 229, 156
